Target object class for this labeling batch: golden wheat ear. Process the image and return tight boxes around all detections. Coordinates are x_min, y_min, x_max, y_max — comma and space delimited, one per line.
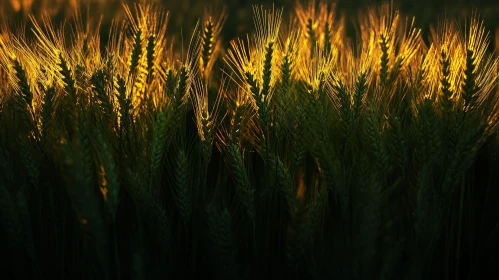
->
192, 74, 225, 145
462, 12, 498, 112
123, 2, 169, 91
200, 4, 227, 77
277, 22, 300, 86
294, 0, 318, 50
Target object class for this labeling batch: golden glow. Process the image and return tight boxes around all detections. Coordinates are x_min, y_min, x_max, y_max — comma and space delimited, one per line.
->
99, 165, 109, 201
0, 1, 497, 152
200, 4, 227, 76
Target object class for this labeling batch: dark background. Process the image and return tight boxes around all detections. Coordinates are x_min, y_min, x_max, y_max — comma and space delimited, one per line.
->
2, 0, 499, 50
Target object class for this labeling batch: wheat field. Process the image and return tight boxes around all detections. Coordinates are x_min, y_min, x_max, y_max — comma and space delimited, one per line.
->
0, 0, 498, 279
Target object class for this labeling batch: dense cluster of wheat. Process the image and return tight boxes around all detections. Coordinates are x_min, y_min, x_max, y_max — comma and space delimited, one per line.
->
0, 0, 498, 279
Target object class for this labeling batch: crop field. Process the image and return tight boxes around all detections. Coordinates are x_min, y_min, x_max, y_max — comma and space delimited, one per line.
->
0, 0, 498, 279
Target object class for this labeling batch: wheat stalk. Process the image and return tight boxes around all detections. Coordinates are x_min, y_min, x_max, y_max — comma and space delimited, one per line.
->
205, 202, 239, 279
224, 143, 255, 222
173, 149, 192, 225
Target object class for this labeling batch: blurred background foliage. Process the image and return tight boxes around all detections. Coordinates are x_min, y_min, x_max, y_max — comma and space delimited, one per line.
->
2, 0, 499, 51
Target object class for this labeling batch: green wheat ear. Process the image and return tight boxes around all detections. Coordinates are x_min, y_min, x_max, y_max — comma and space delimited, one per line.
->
11, 57, 38, 138
265, 150, 296, 212
324, 21, 332, 54
129, 29, 143, 76
40, 86, 55, 151
439, 49, 453, 112
462, 49, 479, 111
146, 34, 156, 82
165, 69, 176, 97
281, 52, 292, 89
245, 71, 260, 98
116, 75, 131, 133
379, 33, 390, 84
290, 125, 306, 170
306, 18, 317, 58
91, 70, 115, 124
352, 71, 367, 120
12, 57, 33, 109
58, 52, 77, 98
224, 143, 255, 222
364, 109, 389, 173
261, 41, 274, 98
150, 111, 167, 180
175, 66, 189, 104
173, 149, 191, 225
